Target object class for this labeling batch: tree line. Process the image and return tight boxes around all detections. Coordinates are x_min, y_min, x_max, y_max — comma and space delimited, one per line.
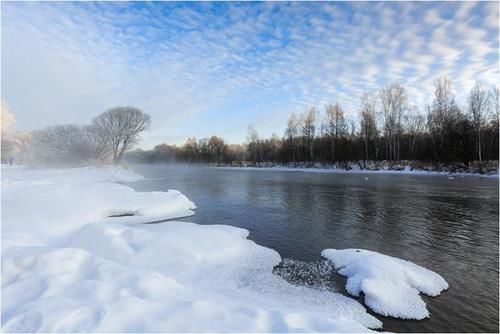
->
1, 106, 151, 166
127, 78, 499, 169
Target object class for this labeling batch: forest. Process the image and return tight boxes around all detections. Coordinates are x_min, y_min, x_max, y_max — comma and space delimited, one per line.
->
126, 78, 499, 170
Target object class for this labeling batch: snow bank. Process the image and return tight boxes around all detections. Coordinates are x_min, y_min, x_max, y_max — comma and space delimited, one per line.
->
1, 166, 195, 250
321, 248, 449, 320
2, 166, 381, 332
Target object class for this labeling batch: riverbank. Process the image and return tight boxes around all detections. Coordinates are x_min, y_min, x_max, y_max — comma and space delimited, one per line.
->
2, 165, 449, 332
217, 163, 499, 178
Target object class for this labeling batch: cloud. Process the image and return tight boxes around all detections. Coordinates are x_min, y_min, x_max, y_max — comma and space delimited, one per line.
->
424, 9, 445, 25
1, 2, 498, 146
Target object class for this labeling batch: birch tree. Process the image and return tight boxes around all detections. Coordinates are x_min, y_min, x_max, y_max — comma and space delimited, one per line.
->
468, 82, 489, 162
325, 103, 346, 163
380, 83, 407, 161
359, 94, 378, 162
247, 125, 260, 163
285, 113, 299, 162
302, 108, 317, 161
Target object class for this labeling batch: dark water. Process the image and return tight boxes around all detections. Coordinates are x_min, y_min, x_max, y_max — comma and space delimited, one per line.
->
127, 164, 499, 333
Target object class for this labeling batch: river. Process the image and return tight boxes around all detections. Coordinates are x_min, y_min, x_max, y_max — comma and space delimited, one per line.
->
127, 163, 499, 333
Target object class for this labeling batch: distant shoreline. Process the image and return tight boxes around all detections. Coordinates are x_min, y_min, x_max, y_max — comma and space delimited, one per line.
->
214, 165, 499, 178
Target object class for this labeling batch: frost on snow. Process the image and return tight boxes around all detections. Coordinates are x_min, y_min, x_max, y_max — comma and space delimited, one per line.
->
321, 248, 449, 320
1, 166, 382, 333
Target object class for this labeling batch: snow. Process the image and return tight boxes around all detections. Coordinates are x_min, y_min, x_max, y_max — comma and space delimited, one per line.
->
321, 248, 449, 320
217, 165, 499, 178
2, 166, 195, 250
2, 166, 382, 332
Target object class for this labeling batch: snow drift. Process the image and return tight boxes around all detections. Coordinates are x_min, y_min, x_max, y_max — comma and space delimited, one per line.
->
321, 248, 449, 320
1, 166, 381, 332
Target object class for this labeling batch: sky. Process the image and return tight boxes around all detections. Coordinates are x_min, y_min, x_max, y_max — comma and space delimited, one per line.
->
1, 1, 499, 148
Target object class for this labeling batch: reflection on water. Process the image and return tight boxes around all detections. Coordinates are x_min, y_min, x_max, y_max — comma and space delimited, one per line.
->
128, 164, 499, 333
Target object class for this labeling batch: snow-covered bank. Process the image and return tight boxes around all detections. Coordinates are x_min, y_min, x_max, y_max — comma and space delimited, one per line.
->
2, 166, 382, 332
322, 249, 449, 320
216, 165, 499, 178
2, 166, 196, 250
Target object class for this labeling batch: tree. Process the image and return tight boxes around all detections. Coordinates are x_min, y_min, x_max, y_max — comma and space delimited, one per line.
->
359, 94, 378, 163
427, 78, 460, 162
247, 125, 260, 163
405, 106, 425, 160
468, 82, 489, 163
268, 133, 281, 163
1, 103, 28, 164
226, 143, 246, 163
92, 106, 151, 163
285, 113, 299, 162
1, 131, 30, 165
325, 103, 346, 163
115, 79, 499, 167
302, 108, 317, 161
487, 86, 499, 160
184, 137, 199, 162
208, 135, 226, 164
84, 125, 113, 162
490, 85, 499, 119
151, 143, 177, 162
380, 83, 407, 161
198, 138, 210, 162
30, 124, 103, 165
1, 102, 15, 134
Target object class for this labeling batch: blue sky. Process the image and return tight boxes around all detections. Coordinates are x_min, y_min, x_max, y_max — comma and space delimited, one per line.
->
2, 1, 498, 148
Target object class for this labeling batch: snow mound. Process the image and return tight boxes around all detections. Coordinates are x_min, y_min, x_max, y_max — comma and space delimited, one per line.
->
1, 167, 195, 250
2, 166, 381, 332
321, 248, 449, 320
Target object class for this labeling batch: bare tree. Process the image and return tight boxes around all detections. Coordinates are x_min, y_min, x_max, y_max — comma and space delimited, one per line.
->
198, 138, 210, 162
247, 125, 260, 163
269, 132, 281, 163
380, 83, 407, 161
427, 77, 462, 162
325, 103, 346, 163
227, 143, 246, 163
1, 102, 15, 134
1, 129, 30, 165
468, 82, 489, 162
92, 106, 151, 163
490, 85, 499, 118
125, 83, 499, 167
0, 103, 26, 164
487, 85, 499, 161
285, 113, 299, 162
405, 106, 425, 160
302, 108, 317, 161
30, 125, 102, 165
359, 94, 378, 163
184, 137, 199, 162
84, 125, 113, 162
208, 135, 226, 164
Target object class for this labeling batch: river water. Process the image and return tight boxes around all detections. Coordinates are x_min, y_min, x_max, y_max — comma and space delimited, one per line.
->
127, 163, 499, 333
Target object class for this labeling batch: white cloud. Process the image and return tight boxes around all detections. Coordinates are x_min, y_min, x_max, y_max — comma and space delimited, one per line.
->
424, 9, 445, 25
1, 2, 498, 145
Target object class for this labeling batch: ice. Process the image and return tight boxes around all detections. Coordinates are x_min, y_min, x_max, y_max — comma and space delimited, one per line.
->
2, 166, 381, 332
321, 248, 449, 320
